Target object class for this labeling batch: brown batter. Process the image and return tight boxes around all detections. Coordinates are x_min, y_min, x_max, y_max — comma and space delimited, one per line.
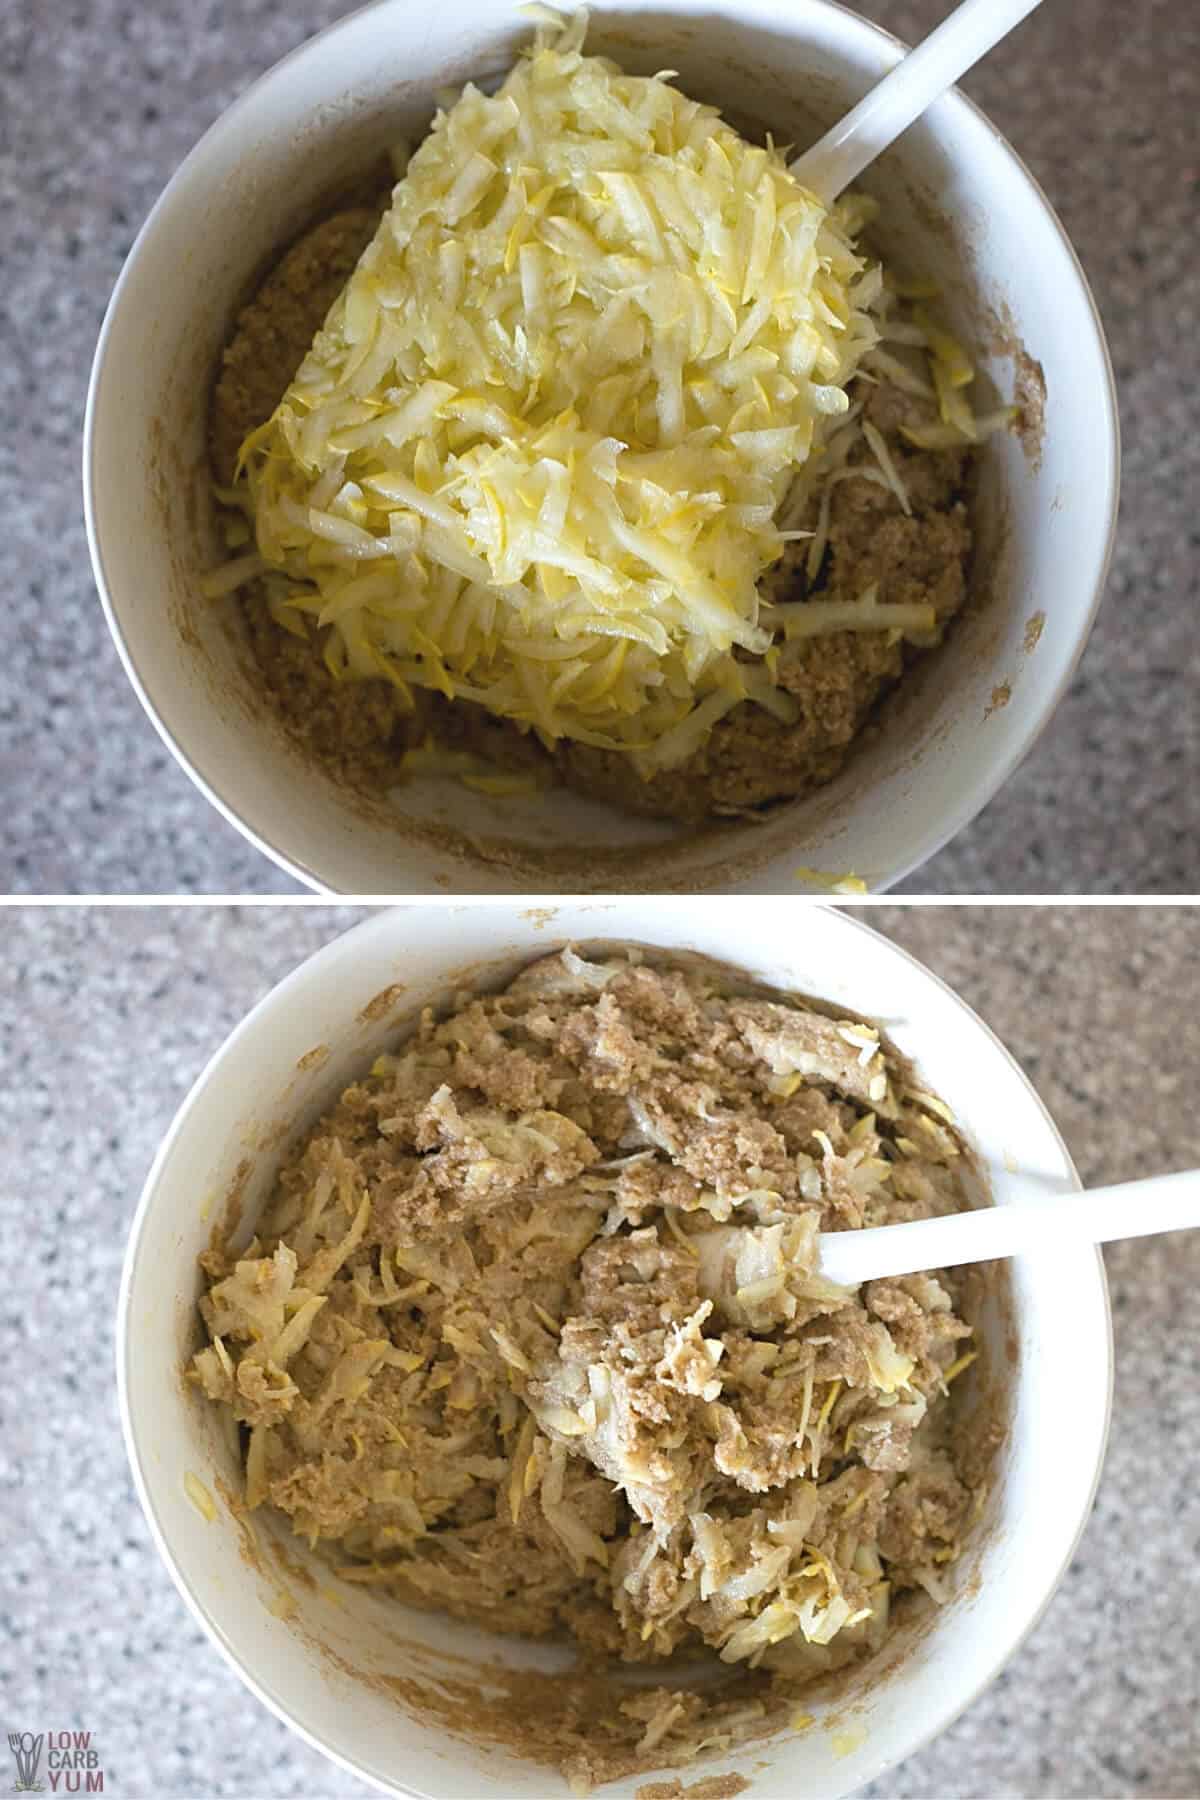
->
209, 207, 974, 822
191, 949, 991, 1789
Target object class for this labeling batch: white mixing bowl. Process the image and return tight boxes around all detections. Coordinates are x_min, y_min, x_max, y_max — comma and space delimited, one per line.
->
118, 902, 1112, 1798
85, 0, 1118, 895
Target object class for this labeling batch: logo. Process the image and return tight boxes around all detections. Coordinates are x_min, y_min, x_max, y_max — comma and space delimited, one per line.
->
7, 1734, 103, 1794
8, 1736, 43, 1794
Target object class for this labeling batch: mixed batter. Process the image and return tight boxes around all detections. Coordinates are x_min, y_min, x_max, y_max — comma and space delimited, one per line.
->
192, 949, 988, 1787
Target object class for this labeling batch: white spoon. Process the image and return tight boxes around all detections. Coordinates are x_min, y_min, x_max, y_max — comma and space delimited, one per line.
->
817, 1168, 1199, 1288
789, 0, 1046, 205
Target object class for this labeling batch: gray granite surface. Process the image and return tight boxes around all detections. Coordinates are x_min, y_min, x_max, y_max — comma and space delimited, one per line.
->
1, 0, 1198, 894
2, 902, 1199, 1797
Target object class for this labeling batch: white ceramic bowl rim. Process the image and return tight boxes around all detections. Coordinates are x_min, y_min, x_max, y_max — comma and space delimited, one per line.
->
117, 905, 1114, 1799
83, 0, 1119, 896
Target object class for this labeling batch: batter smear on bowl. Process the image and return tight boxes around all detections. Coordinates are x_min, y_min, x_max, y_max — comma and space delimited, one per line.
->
205, 9, 1014, 823
191, 948, 995, 1789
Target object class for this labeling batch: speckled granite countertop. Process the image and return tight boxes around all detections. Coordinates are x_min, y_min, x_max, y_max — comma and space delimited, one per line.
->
2, 903, 1198, 1797
2, 0, 1198, 894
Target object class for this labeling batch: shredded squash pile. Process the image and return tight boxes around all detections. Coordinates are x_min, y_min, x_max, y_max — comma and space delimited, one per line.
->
235, 7, 884, 769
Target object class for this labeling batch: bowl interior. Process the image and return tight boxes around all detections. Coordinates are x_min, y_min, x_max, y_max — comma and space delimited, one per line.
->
119, 903, 1112, 1798
88, 0, 1115, 894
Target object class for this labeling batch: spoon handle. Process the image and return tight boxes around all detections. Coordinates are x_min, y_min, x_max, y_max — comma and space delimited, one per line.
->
817, 1167, 1200, 1287
789, 0, 1045, 204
